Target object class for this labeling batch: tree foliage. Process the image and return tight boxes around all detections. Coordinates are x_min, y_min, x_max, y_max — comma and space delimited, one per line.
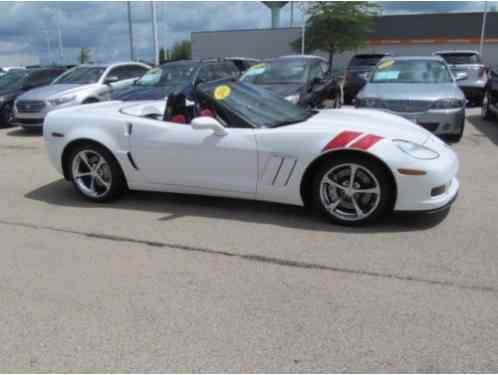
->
79, 48, 92, 64
169, 40, 192, 61
159, 47, 166, 64
291, 2, 380, 70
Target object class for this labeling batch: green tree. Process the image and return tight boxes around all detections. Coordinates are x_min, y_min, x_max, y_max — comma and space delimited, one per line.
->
170, 40, 192, 61
78, 48, 92, 64
159, 47, 166, 63
291, 2, 380, 71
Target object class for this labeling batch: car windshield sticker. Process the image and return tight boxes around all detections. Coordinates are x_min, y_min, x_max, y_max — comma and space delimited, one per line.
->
214, 85, 231, 100
374, 71, 400, 80
378, 60, 395, 70
244, 63, 266, 77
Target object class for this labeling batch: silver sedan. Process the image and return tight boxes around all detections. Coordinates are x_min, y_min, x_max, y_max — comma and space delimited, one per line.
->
356, 56, 467, 142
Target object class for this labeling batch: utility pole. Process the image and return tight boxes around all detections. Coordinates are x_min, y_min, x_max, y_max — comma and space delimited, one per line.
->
290, 2, 294, 27
127, 1, 135, 61
44, 29, 52, 64
151, 1, 159, 66
480, 1, 489, 58
56, 7, 64, 65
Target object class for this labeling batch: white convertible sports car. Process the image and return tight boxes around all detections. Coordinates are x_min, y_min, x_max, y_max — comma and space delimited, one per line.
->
43, 79, 459, 226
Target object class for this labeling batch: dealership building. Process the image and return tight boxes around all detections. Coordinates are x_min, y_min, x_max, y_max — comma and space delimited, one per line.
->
192, 12, 498, 67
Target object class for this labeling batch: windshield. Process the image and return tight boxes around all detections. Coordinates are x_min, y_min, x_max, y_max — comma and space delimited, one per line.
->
53, 67, 106, 84
350, 55, 385, 68
241, 60, 307, 84
438, 53, 481, 65
0, 71, 27, 90
371, 59, 453, 84
198, 80, 313, 128
135, 64, 196, 87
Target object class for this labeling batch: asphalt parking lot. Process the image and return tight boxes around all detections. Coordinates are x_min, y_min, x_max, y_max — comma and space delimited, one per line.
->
1, 107, 498, 371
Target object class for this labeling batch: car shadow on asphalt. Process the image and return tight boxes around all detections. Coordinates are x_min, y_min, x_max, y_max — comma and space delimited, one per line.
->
5, 128, 43, 137
25, 179, 450, 234
466, 114, 498, 146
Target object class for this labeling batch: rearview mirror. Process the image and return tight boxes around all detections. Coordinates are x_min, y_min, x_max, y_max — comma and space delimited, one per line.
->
455, 72, 468, 81
191, 116, 227, 136
104, 76, 119, 84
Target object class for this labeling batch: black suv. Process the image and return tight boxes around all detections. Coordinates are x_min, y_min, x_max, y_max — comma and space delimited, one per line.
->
112, 59, 240, 101
240, 55, 341, 109
0, 67, 65, 127
343, 53, 390, 104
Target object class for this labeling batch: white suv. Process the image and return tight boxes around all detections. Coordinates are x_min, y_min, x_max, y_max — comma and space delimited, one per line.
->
14, 62, 150, 129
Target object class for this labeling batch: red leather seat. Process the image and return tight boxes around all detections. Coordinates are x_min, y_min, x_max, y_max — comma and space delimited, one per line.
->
170, 114, 186, 124
198, 108, 215, 118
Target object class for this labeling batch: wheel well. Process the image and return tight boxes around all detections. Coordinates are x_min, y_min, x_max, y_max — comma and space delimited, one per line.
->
61, 139, 124, 181
299, 149, 397, 209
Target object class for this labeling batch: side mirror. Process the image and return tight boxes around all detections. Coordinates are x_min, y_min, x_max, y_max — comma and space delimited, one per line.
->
104, 76, 119, 84
191, 116, 227, 136
455, 72, 468, 81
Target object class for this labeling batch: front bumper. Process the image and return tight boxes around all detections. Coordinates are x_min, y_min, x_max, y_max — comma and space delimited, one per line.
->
381, 107, 465, 136
13, 100, 78, 128
393, 137, 459, 212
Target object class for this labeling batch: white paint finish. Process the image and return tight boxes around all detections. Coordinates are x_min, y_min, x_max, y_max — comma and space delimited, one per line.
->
44, 101, 460, 214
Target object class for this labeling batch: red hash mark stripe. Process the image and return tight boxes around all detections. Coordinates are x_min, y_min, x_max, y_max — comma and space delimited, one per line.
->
349, 134, 384, 150
322, 131, 363, 151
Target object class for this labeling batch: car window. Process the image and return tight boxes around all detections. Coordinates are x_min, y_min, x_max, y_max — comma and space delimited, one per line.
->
108, 65, 148, 81
371, 59, 453, 84
136, 64, 197, 87
54, 67, 106, 84
241, 60, 307, 84
27, 70, 64, 87
308, 62, 324, 82
198, 63, 238, 83
350, 55, 386, 68
437, 53, 481, 65
0, 71, 27, 90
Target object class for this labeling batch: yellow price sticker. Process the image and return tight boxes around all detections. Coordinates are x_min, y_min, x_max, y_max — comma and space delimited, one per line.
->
378, 60, 394, 70
214, 85, 231, 100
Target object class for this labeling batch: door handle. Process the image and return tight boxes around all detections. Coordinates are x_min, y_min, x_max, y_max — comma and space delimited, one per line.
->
125, 122, 133, 136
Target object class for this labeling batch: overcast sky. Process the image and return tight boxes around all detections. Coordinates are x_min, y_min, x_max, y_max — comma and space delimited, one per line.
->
0, 1, 493, 64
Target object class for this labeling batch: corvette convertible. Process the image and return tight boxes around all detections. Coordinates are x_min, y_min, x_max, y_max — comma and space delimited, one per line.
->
44, 80, 459, 225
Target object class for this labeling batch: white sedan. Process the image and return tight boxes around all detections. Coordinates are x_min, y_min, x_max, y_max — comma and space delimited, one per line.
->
43, 80, 459, 226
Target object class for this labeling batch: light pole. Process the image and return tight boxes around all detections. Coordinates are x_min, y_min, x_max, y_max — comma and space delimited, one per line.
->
44, 29, 52, 64
480, 1, 489, 58
55, 7, 64, 65
151, 1, 159, 66
127, 1, 135, 61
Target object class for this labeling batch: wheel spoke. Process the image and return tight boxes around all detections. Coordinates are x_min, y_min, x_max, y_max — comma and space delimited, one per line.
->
326, 198, 342, 212
349, 164, 358, 188
79, 152, 92, 171
93, 157, 105, 173
90, 175, 96, 192
95, 174, 110, 189
324, 176, 346, 191
351, 196, 365, 218
74, 172, 92, 179
353, 186, 380, 195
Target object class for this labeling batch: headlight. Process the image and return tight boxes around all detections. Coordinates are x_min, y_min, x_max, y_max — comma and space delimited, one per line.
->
393, 139, 440, 160
48, 96, 76, 106
432, 98, 464, 109
285, 94, 300, 104
356, 97, 384, 109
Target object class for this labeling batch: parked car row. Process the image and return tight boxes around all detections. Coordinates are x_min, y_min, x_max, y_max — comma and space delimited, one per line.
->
344, 50, 489, 107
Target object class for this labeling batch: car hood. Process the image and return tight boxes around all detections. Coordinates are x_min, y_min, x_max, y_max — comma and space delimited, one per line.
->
17, 83, 98, 101
301, 108, 432, 144
359, 83, 464, 100
112, 84, 184, 101
257, 83, 303, 98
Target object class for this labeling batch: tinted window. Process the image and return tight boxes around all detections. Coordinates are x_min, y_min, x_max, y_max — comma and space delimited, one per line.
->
136, 63, 197, 87
438, 53, 481, 65
308, 63, 324, 82
27, 70, 64, 87
241, 60, 307, 84
197, 81, 313, 128
371, 59, 453, 84
350, 55, 386, 67
109, 65, 148, 81
54, 67, 106, 84
0, 71, 27, 90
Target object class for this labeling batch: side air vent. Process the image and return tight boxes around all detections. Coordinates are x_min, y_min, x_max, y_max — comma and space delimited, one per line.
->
262, 154, 297, 187
127, 152, 139, 170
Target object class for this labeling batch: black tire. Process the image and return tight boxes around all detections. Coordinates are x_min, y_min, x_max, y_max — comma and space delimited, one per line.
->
67, 143, 126, 202
0, 102, 14, 128
444, 121, 465, 143
311, 154, 394, 226
482, 90, 495, 121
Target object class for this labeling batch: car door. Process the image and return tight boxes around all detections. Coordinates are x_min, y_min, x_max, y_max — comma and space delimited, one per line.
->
128, 114, 258, 194
490, 69, 498, 107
